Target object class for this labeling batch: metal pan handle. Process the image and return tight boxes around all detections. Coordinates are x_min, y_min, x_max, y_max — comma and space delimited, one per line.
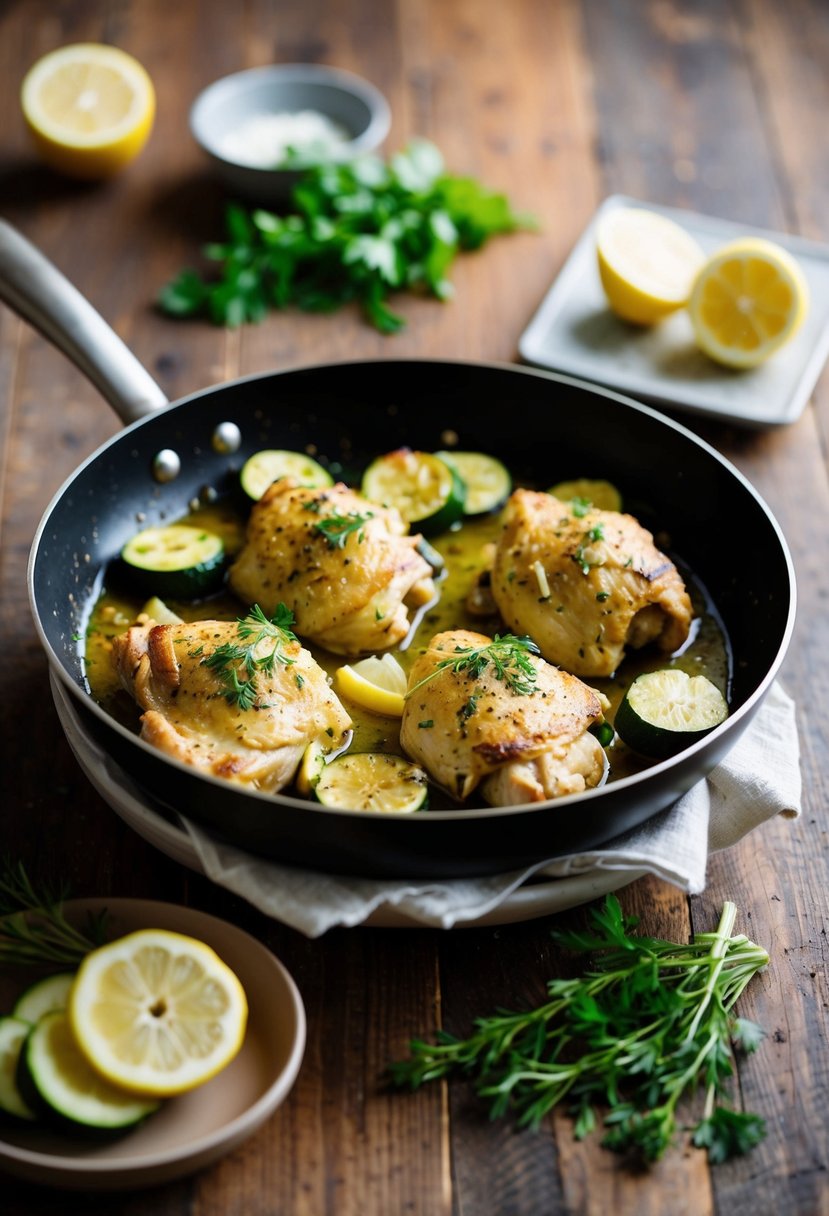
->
0, 219, 169, 425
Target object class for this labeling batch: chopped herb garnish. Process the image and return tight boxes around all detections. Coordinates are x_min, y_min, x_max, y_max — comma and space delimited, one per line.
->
407, 634, 540, 698
571, 496, 592, 518
458, 693, 479, 723
314, 510, 374, 549
588, 523, 605, 542
418, 720, 435, 729
596, 591, 610, 602
201, 603, 297, 710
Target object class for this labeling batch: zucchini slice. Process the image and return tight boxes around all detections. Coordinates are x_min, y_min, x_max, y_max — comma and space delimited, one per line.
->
0, 1017, 37, 1121
548, 478, 622, 513
361, 449, 466, 536
315, 753, 429, 813
121, 524, 225, 599
614, 669, 728, 759
240, 449, 334, 499
435, 450, 512, 515
17, 1011, 160, 1132
12, 972, 75, 1026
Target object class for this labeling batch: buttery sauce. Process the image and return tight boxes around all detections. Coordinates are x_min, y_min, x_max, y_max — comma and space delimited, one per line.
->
85, 493, 730, 802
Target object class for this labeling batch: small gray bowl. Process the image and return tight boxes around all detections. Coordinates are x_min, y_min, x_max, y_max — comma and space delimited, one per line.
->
190, 63, 391, 205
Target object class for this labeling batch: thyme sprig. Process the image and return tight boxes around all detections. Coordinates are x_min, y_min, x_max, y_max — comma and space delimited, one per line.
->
0, 860, 108, 967
388, 895, 769, 1166
406, 634, 540, 699
201, 603, 298, 710
313, 510, 374, 549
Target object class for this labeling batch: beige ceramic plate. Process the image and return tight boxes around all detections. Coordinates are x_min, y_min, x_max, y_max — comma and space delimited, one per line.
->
0, 899, 306, 1190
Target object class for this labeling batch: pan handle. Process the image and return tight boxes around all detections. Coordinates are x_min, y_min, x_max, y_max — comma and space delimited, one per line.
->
0, 219, 169, 425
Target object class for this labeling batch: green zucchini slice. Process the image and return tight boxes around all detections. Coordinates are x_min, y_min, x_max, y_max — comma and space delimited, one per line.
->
0, 1017, 37, 1121
315, 753, 429, 813
240, 449, 334, 499
12, 972, 75, 1026
435, 450, 512, 515
361, 449, 466, 536
121, 524, 225, 599
17, 1011, 160, 1132
614, 669, 729, 759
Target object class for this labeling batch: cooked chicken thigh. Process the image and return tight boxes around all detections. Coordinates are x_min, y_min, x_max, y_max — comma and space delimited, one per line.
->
400, 628, 606, 805
228, 479, 436, 656
111, 616, 352, 793
492, 490, 692, 678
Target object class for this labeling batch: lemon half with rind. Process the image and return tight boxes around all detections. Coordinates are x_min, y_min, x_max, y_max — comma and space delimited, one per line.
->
68, 929, 248, 1097
596, 206, 706, 325
688, 237, 809, 368
21, 43, 155, 179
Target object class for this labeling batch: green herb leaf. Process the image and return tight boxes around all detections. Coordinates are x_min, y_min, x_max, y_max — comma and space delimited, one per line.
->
406, 634, 541, 698
0, 859, 108, 967
313, 510, 375, 549
202, 603, 298, 708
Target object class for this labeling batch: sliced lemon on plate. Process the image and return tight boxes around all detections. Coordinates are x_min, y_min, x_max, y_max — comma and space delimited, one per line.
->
596, 206, 705, 325
68, 929, 248, 1097
688, 237, 809, 368
335, 653, 408, 717
21, 43, 155, 179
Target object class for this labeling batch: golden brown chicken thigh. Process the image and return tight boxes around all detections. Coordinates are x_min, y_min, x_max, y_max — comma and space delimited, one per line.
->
491, 490, 692, 678
111, 615, 352, 793
228, 479, 436, 656
400, 628, 606, 805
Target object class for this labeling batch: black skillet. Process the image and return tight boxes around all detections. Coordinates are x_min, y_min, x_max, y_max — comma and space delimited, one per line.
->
0, 220, 796, 878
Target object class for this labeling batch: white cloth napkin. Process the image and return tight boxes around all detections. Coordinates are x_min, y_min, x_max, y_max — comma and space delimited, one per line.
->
181, 681, 800, 938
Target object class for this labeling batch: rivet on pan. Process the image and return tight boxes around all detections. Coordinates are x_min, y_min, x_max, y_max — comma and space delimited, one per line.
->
212, 421, 242, 453
153, 449, 181, 483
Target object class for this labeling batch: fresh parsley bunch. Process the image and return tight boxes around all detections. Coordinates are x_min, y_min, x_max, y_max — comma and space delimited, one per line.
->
388, 895, 769, 1166
159, 140, 533, 333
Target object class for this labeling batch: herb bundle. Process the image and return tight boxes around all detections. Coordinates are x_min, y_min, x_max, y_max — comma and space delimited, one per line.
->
159, 140, 533, 333
201, 603, 298, 710
388, 895, 769, 1165
0, 860, 108, 967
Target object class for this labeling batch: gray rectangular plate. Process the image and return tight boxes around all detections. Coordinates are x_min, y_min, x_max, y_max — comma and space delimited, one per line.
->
518, 194, 829, 427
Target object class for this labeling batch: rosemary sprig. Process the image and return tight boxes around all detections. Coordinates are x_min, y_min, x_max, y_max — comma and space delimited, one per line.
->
406, 634, 540, 699
313, 510, 374, 549
0, 859, 108, 967
388, 895, 769, 1166
201, 603, 298, 710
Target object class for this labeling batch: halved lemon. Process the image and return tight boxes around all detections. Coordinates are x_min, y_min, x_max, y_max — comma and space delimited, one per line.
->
21, 43, 155, 179
335, 654, 408, 717
68, 929, 248, 1098
688, 237, 809, 368
596, 206, 705, 325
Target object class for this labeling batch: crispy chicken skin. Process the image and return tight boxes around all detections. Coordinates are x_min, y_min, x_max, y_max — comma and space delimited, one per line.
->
111, 618, 352, 793
228, 479, 436, 656
491, 490, 692, 678
400, 628, 606, 805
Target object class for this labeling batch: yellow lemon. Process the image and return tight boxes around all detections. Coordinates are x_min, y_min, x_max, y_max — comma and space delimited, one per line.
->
335, 653, 408, 717
68, 929, 248, 1097
21, 43, 155, 179
688, 237, 809, 368
596, 206, 706, 325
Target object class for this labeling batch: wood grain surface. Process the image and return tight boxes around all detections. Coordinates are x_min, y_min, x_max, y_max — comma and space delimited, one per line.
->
1, 2, 828, 1213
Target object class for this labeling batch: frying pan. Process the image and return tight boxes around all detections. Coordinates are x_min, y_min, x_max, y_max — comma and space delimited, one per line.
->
0, 220, 796, 879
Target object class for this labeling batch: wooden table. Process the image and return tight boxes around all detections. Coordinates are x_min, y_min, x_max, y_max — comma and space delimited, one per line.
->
2, 2, 827, 1212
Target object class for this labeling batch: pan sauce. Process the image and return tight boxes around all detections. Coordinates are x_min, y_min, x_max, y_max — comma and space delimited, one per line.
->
84, 489, 731, 804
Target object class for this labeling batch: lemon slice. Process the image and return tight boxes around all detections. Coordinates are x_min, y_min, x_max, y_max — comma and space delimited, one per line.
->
688, 237, 809, 368
315, 753, 429, 813
68, 929, 248, 1097
335, 654, 408, 717
596, 206, 705, 325
21, 43, 155, 179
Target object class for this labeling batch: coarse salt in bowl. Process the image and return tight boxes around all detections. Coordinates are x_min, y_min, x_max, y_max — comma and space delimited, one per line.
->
190, 62, 391, 204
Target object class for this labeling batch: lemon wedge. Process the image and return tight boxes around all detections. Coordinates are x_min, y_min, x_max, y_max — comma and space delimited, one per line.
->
335, 653, 408, 717
688, 237, 809, 368
68, 929, 248, 1098
21, 43, 155, 179
596, 206, 705, 325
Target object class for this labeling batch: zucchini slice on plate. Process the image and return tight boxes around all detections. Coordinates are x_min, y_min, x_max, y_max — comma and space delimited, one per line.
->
240, 449, 334, 499
12, 972, 75, 1026
361, 449, 466, 536
435, 450, 512, 516
17, 1011, 160, 1132
0, 1017, 37, 1121
120, 524, 225, 599
614, 669, 728, 759
315, 753, 429, 813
